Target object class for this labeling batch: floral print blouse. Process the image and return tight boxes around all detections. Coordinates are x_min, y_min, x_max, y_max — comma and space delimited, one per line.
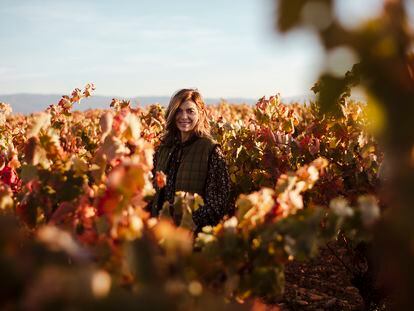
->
153, 136, 230, 229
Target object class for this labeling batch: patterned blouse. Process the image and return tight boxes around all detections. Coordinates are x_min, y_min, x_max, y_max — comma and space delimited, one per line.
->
153, 136, 230, 229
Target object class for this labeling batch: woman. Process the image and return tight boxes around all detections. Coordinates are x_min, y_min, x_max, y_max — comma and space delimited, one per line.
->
151, 88, 230, 230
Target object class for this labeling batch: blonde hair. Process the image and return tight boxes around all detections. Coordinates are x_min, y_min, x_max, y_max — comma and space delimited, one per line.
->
160, 88, 211, 145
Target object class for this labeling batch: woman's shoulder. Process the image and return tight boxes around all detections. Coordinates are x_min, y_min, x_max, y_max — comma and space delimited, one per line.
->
153, 141, 173, 160
196, 135, 218, 147
194, 136, 225, 162
210, 143, 225, 159
193, 136, 220, 154
156, 137, 177, 150
153, 143, 164, 154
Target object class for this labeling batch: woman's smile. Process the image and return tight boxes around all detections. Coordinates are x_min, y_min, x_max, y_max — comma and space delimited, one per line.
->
177, 121, 193, 127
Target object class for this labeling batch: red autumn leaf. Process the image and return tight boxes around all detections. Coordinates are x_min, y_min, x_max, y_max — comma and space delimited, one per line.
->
49, 201, 76, 225
83, 83, 95, 98
58, 95, 72, 110
155, 171, 167, 189
96, 188, 122, 217
0, 165, 20, 191
308, 137, 320, 155
71, 88, 83, 103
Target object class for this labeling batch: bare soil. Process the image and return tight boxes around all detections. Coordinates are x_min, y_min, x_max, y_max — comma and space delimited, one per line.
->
275, 243, 366, 310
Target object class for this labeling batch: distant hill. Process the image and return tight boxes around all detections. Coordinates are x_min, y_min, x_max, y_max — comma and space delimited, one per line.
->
0, 93, 258, 114
282, 94, 316, 104
0, 93, 366, 115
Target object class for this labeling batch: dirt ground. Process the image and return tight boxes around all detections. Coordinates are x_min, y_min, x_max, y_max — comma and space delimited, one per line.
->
274, 243, 367, 310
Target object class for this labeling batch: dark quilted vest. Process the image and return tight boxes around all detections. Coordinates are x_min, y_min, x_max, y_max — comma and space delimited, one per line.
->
153, 137, 216, 213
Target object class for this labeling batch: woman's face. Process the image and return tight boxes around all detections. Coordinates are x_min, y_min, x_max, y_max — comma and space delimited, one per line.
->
175, 100, 200, 135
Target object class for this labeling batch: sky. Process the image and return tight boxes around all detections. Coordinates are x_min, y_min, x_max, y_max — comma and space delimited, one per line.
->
0, 0, 398, 100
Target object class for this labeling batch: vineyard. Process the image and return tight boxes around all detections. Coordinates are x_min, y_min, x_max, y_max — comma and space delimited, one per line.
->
0, 0, 413, 309
0, 84, 384, 310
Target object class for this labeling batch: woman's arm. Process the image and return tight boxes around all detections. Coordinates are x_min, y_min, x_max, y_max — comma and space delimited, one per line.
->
152, 148, 158, 185
146, 148, 159, 214
192, 145, 230, 229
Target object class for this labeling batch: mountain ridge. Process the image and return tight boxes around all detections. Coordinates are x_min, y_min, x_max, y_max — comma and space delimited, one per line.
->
0, 93, 260, 114
0, 93, 318, 114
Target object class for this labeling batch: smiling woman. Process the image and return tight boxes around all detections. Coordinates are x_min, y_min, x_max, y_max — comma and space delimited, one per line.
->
151, 89, 231, 231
